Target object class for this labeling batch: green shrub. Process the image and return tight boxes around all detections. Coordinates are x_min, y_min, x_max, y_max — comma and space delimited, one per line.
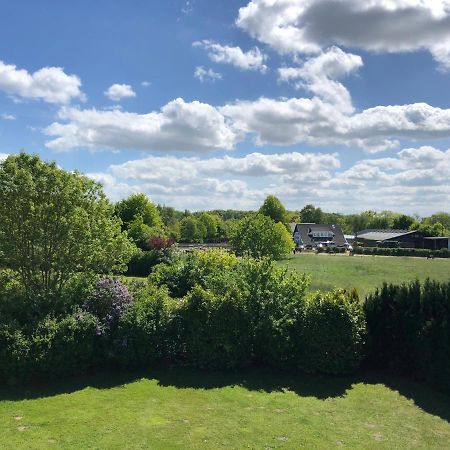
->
365, 279, 450, 392
179, 285, 252, 369
0, 323, 31, 383
31, 311, 100, 377
353, 247, 450, 258
112, 285, 177, 366
294, 289, 367, 374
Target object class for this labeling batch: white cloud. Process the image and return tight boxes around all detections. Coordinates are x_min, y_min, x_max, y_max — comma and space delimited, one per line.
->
237, 0, 450, 69
85, 146, 450, 214
141, 81, 151, 87
194, 66, 223, 82
104, 84, 136, 101
278, 46, 363, 113
221, 98, 450, 152
1, 113, 16, 120
44, 98, 239, 152
0, 60, 84, 104
193, 40, 268, 72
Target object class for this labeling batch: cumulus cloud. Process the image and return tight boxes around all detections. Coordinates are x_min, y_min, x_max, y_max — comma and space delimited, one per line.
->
1, 113, 16, 120
44, 98, 239, 152
85, 146, 450, 214
0, 60, 83, 104
194, 66, 222, 82
221, 98, 450, 152
237, 0, 450, 69
193, 40, 268, 72
104, 84, 136, 101
278, 46, 363, 113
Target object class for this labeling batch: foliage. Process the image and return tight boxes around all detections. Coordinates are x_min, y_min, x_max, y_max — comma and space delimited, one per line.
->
0, 153, 136, 299
180, 216, 206, 243
228, 214, 294, 260
365, 279, 450, 393
259, 195, 287, 224
113, 285, 177, 366
115, 193, 162, 229
82, 278, 133, 335
178, 285, 252, 369
353, 246, 450, 258
294, 289, 366, 374
198, 212, 219, 239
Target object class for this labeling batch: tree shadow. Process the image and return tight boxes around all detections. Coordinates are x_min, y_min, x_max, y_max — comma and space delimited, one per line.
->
0, 366, 449, 423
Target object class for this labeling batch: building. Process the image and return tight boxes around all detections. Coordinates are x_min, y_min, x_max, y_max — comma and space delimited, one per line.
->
356, 229, 450, 249
292, 223, 348, 247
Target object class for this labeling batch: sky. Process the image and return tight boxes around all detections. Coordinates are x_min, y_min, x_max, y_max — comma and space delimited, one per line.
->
1, 0, 450, 215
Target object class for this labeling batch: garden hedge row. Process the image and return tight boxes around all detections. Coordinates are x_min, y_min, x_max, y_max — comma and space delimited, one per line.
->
353, 246, 450, 258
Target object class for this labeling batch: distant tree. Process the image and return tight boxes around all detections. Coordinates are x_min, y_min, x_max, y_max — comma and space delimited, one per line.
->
115, 193, 162, 229
259, 195, 287, 224
299, 204, 323, 224
198, 212, 219, 239
393, 214, 415, 230
228, 214, 294, 260
180, 217, 207, 243
0, 153, 136, 298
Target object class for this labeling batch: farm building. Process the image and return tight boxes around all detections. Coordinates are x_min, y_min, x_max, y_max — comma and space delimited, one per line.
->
356, 229, 450, 249
292, 223, 348, 247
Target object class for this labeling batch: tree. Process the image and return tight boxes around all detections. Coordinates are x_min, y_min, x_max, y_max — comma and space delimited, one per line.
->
299, 204, 323, 224
393, 214, 415, 230
259, 195, 287, 224
228, 214, 294, 260
198, 212, 219, 240
0, 153, 136, 298
115, 193, 162, 229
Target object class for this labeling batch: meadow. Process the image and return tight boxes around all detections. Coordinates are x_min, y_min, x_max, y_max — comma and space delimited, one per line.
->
279, 253, 450, 298
1, 368, 450, 449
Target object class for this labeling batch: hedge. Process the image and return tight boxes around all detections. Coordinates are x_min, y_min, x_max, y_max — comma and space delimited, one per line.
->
353, 246, 450, 258
365, 279, 450, 393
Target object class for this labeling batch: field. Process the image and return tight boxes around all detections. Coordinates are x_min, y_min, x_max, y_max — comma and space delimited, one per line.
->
1, 368, 450, 449
279, 253, 450, 298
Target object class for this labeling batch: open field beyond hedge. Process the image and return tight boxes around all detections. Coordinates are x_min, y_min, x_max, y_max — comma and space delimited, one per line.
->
1, 368, 450, 449
279, 253, 450, 298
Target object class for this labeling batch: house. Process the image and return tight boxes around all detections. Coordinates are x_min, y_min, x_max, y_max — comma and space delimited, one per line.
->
292, 223, 348, 247
356, 229, 450, 250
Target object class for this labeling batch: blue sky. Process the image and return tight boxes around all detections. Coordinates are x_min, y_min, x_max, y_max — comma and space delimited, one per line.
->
1, 0, 450, 214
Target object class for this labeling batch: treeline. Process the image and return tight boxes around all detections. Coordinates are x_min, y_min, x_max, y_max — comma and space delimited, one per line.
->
113, 194, 450, 250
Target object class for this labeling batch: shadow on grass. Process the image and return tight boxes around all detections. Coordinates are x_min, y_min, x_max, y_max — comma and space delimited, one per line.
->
1, 366, 449, 423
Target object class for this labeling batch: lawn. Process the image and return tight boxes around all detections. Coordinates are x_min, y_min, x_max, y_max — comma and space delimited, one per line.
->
1, 368, 450, 449
279, 253, 450, 298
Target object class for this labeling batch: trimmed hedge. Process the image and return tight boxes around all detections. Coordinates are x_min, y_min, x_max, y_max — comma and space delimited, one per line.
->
353, 246, 450, 258
365, 279, 450, 393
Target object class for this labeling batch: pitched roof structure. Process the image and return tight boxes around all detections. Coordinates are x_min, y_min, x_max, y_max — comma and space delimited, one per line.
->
356, 229, 415, 241
293, 223, 347, 246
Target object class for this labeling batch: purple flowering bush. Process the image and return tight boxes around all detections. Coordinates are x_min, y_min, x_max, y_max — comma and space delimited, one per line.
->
83, 278, 133, 335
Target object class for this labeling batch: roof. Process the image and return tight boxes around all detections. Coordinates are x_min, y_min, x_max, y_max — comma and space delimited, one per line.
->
424, 236, 450, 240
294, 223, 347, 246
356, 229, 416, 241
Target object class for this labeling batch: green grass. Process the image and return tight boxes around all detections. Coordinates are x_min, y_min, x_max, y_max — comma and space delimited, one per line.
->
0, 368, 449, 449
278, 253, 450, 298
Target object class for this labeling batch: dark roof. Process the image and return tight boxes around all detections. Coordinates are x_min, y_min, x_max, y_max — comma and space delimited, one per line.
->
356, 229, 416, 241
293, 223, 347, 246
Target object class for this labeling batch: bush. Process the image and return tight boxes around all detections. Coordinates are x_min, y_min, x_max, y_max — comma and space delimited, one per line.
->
83, 278, 133, 335
126, 250, 161, 277
353, 246, 450, 258
112, 285, 177, 366
0, 323, 31, 383
365, 279, 450, 393
178, 285, 252, 369
31, 311, 100, 377
294, 289, 367, 374
150, 249, 239, 298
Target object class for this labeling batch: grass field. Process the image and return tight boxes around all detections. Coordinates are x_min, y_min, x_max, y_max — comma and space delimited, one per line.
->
1, 368, 450, 449
279, 253, 450, 298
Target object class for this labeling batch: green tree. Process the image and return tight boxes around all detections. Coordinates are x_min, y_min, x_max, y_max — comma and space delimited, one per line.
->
180, 217, 206, 243
299, 204, 323, 224
198, 212, 219, 239
115, 193, 162, 229
393, 214, 415, 230
228, 214, 294, 260
259, 195, 287, 224
0, 153, 136, 298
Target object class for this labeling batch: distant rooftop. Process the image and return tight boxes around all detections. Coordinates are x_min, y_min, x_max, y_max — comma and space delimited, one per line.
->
356, 229, 416, 241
